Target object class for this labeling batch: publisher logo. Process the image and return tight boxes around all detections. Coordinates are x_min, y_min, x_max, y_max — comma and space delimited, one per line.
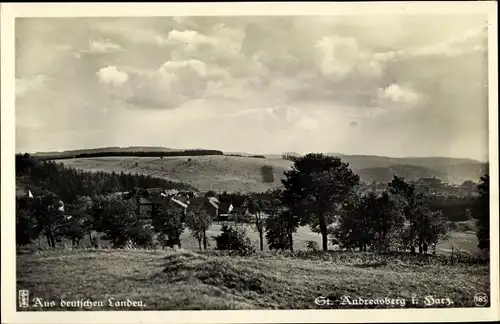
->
18, 290, 29, 308
473, 293, 488, 307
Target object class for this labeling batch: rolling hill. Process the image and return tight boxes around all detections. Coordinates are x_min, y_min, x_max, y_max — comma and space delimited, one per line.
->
58, 156, 292, 193
51, 153, 486, 194
325, 154, 487, 184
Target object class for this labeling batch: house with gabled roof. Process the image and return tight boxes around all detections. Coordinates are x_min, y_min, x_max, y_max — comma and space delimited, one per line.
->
232, 206, 251, 217
145, 187, 165, 197
137, 194, 189, 218
170, 197, 189, 209
186, 196, 219, 219
164, 189, 180, 197
173, 194, 190, 205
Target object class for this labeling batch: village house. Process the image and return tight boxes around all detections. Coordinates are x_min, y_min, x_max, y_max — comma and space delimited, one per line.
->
136, 195, 187, 218
186, 196, 219, 219
145, 187, 166, 197
416, 177, 443, 189
131, 189, 217, 222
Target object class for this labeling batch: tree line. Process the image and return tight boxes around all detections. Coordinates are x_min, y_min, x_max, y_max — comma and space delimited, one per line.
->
36, 149, 224, 160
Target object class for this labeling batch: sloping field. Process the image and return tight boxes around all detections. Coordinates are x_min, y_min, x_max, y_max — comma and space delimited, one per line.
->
56, 153, 485, 193
16, 249, 489, 311
59, 156, 294, 193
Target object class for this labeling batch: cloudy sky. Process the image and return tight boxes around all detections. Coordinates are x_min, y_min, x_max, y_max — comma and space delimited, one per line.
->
15, 15, 489, 160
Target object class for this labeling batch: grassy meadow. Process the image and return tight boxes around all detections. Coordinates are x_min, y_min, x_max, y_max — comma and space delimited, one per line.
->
17, 248, 490, 311
16, 220, 487, 311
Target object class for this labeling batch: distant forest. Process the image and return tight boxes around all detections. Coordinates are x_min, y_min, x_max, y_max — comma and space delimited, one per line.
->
425, 195, 476, 222
36, 149, 224, 160
225, 154, 266, 159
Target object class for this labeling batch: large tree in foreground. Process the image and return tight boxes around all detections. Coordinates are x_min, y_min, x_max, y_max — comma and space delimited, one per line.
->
388, 176, 448, 253
93, 197, 152, 248
248, 195, 267, 251
185, 205, 212, 250
265, 189, 300, 252
152, 205, 185, 248
31, 195, 66, 248
282, 153, 360, 251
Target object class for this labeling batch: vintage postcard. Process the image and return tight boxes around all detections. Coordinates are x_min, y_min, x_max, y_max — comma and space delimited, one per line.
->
1, 2, 498, 323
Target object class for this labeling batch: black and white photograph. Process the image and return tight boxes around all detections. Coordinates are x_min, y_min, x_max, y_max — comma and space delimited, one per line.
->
1, 2, 498, 323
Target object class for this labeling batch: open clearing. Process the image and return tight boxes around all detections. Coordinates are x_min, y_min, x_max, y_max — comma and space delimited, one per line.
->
17, 249, 489, 310
59, 156, 293, 193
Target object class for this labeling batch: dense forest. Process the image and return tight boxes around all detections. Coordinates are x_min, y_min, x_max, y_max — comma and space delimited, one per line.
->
425, 196, 477, 222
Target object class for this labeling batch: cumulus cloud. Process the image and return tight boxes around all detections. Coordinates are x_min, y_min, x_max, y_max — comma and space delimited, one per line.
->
313, 35, 384, 80
121, 59, 229, 110
159, 59, 208, 78
157, 29, 213, 49
167, 25, 246, 65
96, 66, 129, 86
314, 36, 360, 79
378, 84, 420, 105
88, 39, 124, 54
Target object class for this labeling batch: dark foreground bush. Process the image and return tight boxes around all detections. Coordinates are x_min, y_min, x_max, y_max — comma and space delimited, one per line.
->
213, 225, 255, 256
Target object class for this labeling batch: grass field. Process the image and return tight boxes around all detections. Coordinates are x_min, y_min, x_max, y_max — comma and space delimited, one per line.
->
58, 156, 294, 193
437, 228, 482, 256
15, 222, 486, 311
16, 248, 490, 311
